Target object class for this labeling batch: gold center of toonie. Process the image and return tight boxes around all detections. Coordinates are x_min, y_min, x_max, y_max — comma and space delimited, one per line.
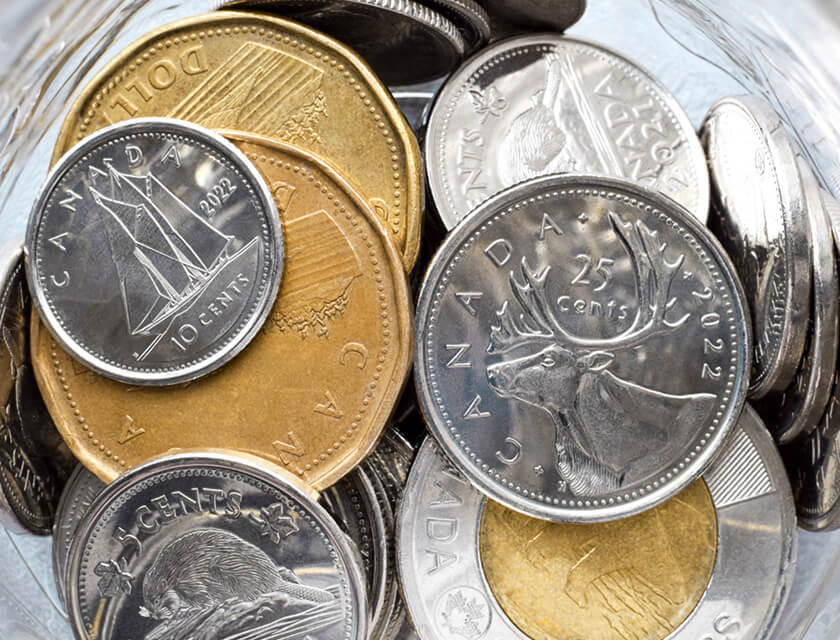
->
479, 479, 717, 640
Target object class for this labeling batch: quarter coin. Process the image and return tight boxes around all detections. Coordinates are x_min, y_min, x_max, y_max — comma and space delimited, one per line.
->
65, 451, 367, 640
53, 11, 423, 271
425, 34, 709, 229
703, 95, 811, 398
398, 404, 796, 640
754, 158, 838, 443
33, 134, 412, 489
415, 174, 749, 522
478, 0, 585, 32
26, 118, 283, 386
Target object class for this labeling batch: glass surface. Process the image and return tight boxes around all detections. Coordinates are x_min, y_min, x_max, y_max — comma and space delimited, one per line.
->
0, 0, 839, 637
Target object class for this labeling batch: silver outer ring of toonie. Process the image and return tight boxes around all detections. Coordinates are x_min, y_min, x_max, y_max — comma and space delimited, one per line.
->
397, 404, 796, 640
25, 117, 283, 386
414, 173, 750, 523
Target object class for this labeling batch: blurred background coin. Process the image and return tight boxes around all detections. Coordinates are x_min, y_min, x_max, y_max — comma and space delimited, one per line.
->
415, 175, 749, 522
413, 0, 489, 51
66, 451, 367, 640
478, 0, 585, 33
425, 34, 709, 229
399, 404, 796, 640
26, 118, 283, 386
704, 95, 812, 399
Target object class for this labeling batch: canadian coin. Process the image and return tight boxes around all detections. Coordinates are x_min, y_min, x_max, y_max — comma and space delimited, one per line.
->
322, 467, 394, 640
399, 404, 796, 640
703, 95, 811, 398
33, 134, 412, 489
27, 117, 283, 386
52, 465, 105, 607
66, 451, 367, 640
0, 241, 62, 535
365, 427, 416, 512
414, 0, 490, 51
393, 89, 437, 136
53, 11, 423, 272
415, 174, 750, 522
425, 34, 709, 229
478, 0, 585, 32
754, 158, 838, 443
226, 0, 465, 84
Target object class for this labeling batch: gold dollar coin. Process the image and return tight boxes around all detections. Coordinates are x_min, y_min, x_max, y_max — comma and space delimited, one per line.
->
32, 133, 412, 490
53, 11, 422, 271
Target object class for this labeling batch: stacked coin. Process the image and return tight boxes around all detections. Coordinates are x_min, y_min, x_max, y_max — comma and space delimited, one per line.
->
0, 1, 835, 638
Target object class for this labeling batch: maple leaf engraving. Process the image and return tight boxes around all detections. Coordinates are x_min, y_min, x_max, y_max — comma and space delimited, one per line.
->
94, 558, 134, 597
440, 590, 488, 639
468, 85, 508, 124
250, 503, 299, 544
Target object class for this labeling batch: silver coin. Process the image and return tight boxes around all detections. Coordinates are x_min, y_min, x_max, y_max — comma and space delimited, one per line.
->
227, 0, 466, 85
365, 428, 416, 512
415, 0, 490, 50
0, 241, 62, 535
66, 452, 367, 640
703, 95, 811, 399
478, 0, 585, 32
754, 158, 838, 443
52, 465, 105, 607
415, 174, 750, 522
322, 466, 394, 640
398, 403, 796, 640
425, 34, 710, 229
25, 117, 283, 386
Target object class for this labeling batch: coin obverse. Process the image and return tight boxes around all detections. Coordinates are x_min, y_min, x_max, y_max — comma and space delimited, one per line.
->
26, 118, 283, 386
425, 34, 710, 229
53, 11, 423, 272
399, 404, 796, 640
415, 175, 750, 522
33, 134, 413, 488
66, 452, 367, 640
704, 95, 811, 399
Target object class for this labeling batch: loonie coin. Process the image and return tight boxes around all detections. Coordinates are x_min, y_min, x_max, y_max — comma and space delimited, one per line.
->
399, 404, 796, 640
703, 95, 811, 399
65, 451, 367, 640
754, 157, 838, 443
415, 174, 750, 522
52, 465, 105, 607
53, 11, 423, 271
33, 135, 412, 488
226, 0, 465, 84
0, 241, 66, 535
477, 0, 585, 32
425, 34, 709, 229
27, 118, 283, 386
322, 467, 395, 640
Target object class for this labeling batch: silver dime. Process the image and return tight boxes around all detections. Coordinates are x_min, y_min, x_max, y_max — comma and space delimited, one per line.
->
415, 174, 750, 522
478, 0, 585, 32
227, 0, 466, 85
703, 95, 811, 399
754, 158, 838, 443
322, 467, 395, 640
398, 404, 796, 640
425, 34, 710, 229
52, 465, 105, 607
66, 452, 367, 640
25, 117, 283, 386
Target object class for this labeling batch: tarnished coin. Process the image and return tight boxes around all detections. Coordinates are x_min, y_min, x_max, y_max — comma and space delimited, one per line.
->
399, 404, 796, 640
27, 118, 283, 386
755, 158, 838, 443
33, 135, 412, 488
322, 467, 394, 640
425, 34, 709, 229
478, 0, 585, 32
0, 241, 65, 535
415, 175, 749, 522
703, 95, 811, 398
52, 465, 105, 606
53, 11, 423, 272
66, 451, 367, 640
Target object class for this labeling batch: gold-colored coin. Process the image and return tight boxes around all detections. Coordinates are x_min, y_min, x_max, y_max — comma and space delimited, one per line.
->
479, 479, 717, 640
53, 11, 422, 271
32, 133, 413, 490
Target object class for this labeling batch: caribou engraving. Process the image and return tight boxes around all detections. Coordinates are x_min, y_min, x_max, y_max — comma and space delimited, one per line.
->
485, 212, 717, 497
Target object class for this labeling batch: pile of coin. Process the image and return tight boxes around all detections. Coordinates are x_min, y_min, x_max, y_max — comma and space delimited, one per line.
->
1, 0, 837, 638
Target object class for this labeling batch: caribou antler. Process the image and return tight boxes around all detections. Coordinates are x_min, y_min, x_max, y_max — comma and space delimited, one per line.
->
487, 213, 690, 354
